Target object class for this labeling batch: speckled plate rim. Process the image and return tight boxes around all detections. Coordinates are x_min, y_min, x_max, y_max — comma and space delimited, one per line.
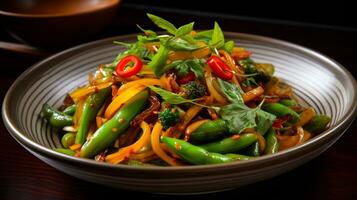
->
3, 32, 357, 173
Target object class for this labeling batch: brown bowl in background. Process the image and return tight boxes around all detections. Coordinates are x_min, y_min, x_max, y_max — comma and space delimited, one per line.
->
0, 0, 121, 49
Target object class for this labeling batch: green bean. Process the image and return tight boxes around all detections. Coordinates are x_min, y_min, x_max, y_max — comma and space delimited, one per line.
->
279, 99, 297, 107
262, 103, 300, 124
80, 90, 149, 158
246, 142, 260, 157
161, 137, 252, 165
54, 148, 75, 156
264, 128, 279, 154
75, 87, 111, 145
61, 132, 75, 148
42, 104, 73, 128
148, 45, 169, 77
62, 104, 76, 116
225, 153, 252, 161
303, 115, 331, 134
199, 133, 258, 154
189, 119, 228, 143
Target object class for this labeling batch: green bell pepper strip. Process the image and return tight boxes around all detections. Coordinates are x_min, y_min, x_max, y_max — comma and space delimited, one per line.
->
42, 103, 73, 128
189, 119, 228, 143
54, 148, 75, 156
161, 137, 252, 165
61, 132, 76, 148
199, 133, 258, 154
246, 142, 260, 157
264, 128, 279, 154
279, 99, 297, 107
148, 45, 169, 77
262, 103, 300, 124
62, 104, 76, 116
75, 87, 111, 145
303, 115, 331, 134
80, 90, 149, 158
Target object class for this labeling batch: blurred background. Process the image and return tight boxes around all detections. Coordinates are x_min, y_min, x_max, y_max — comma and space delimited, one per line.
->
1, 0, 355, 49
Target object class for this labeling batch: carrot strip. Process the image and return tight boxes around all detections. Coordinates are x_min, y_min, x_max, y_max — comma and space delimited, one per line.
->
243, 86, 264, 102
69, 143, 82, 151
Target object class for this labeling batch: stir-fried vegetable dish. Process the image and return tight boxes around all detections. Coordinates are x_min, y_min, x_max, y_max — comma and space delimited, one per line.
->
42, 14, 331, 166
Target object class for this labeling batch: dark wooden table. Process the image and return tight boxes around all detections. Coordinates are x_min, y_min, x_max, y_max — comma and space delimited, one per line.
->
1, 4, 357, 199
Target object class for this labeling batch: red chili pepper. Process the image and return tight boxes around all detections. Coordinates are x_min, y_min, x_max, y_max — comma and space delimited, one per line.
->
207, 55, 233, 80
115, 55, 143, 78
272, 115, 292, 129
177, 72, 196, 84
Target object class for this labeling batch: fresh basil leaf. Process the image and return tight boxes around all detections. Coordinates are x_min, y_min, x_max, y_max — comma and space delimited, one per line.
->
169, 60, 190, 76
217, 78, 244, 103
164, 37, 201, 51
136, 24, 157, 37
113, 41, 131, 47
219, 102, 276, 134
148, 86, 193, 105
210, 22, 225, 49
242, 77, 259, 87
188, 60, 204, 79
224, 40, 235, 53
256, 110, 276, 135
137, 35, 159, 43
108, 42, 151, 69
147, 13, 177, 35
219, 103, 257, 134
176, 22, 194, 37
168, 58, 205, 79
195, 30, 213, 38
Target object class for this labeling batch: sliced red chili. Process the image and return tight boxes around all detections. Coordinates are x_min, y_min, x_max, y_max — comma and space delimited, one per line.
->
272, 115, 292, 129
177, 72, 196, 84
115, 55, 143, 78
207, 55, 233, 80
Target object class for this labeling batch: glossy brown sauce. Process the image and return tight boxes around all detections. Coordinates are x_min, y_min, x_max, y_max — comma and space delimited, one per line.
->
0, 0, 118, 15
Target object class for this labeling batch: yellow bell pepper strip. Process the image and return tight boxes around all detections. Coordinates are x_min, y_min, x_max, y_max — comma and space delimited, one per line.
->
70, 81, 113, 102
105, 85, 146, 119
151, 122, 183, 166
169, 46, 211, 61
116, 78, 163, 96
106, 121, 152, 164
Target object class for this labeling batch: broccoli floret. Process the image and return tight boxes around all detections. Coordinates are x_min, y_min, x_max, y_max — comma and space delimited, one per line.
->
239, 59, 275, 85
183, 81, 206, 99
158, 108, 180, 130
